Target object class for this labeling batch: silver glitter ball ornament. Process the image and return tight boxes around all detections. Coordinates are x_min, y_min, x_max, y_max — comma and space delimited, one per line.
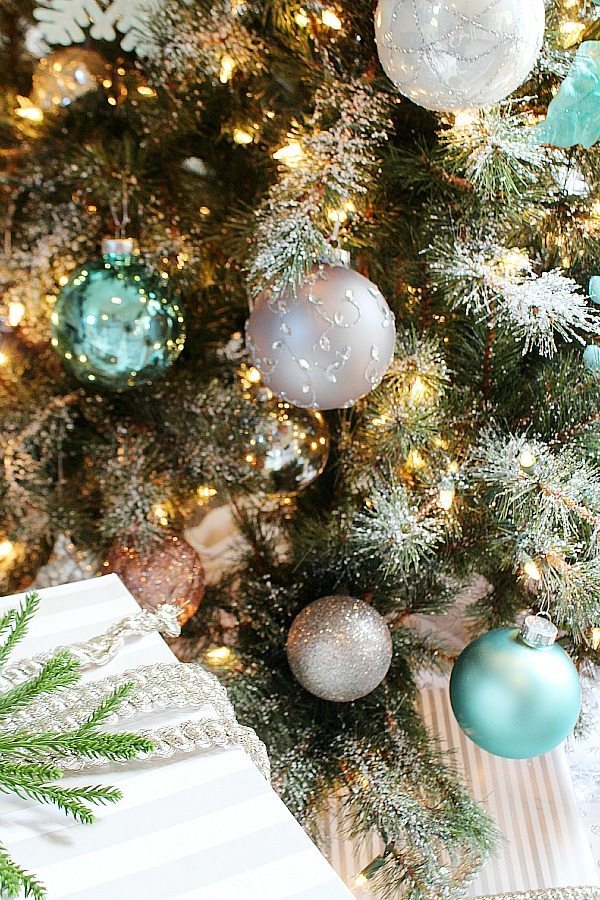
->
285, 595, 393, 702
375, 0, 545, 112
246, 262, 396, 411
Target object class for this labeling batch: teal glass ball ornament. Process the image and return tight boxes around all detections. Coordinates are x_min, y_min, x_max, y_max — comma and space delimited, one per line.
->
51, 238, 185, 391
589, 276, 600, 305
583, 344, 600, 371
449, 616, 581, 759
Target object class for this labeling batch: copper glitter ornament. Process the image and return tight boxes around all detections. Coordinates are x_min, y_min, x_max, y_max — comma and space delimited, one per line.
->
104, 534, 205, 624
286, 595, 393, 702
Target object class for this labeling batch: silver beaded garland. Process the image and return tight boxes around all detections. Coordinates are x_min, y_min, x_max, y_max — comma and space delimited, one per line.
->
285, 595, 393, 702
246, 261, 396, 411
375, 0, 545, 112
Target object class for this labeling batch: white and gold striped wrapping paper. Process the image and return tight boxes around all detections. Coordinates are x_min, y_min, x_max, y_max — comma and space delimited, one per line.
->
321, 679, 599, 898
0, 576, 353, 900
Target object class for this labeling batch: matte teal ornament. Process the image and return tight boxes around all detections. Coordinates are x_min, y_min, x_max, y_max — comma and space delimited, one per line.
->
450, 616, 581, 759
589, 276, 600, 305
51, 238, 185, 391
583, 344, 600, 371
535, 42, 600, 150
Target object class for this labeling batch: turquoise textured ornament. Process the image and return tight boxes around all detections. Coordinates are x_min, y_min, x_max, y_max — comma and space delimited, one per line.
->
583, 344, 600, 371
535, 42, 600, 150
51, 238, 185, 391
589, 276, 600, 305
449, 616, 581, 759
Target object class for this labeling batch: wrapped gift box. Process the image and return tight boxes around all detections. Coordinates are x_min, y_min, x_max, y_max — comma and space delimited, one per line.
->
0, 575, 353, 900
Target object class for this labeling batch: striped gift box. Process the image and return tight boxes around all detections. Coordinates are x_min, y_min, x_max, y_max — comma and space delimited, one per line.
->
321, 678, 600, 898
0, 576, 353, 900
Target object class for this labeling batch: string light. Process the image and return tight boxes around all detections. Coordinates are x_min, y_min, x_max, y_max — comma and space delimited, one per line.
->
559, 21, 586, 47
15, 97, 43, 123
0, 540, 14, 561
438, 478, 456, 511
0, 350, 7, 366
273, 141, 303, 167
519, 446, 537, 471
321, 9, 342, 29
7, 301, 25, 327
523, 559, 542, 582
453, 110, 477, 128
197, 485, 218, 504
233, 127, 253, 145
354, 872, 368, 888
205, 646, 232, 665
219, 55, 236, 84
137, 85, 157, 98
294, 8, 309, 26
410, 375, 426, 402
591, 627, 600, 651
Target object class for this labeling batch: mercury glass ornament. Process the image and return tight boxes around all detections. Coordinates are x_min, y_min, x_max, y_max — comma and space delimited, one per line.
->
32, 48, 104, 111
244, 389, 329, 494
285, 595, 393, 702
450, 616, 581, 759
375, 0, 545, 112
51, 238, 185, 390
104, 534, 205, 625
246, 259, 395, 411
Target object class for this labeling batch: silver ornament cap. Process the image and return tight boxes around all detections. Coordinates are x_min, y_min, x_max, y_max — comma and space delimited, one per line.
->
101, 237, 137, 257
285, 595, 393, 702
520, 615, 558, 649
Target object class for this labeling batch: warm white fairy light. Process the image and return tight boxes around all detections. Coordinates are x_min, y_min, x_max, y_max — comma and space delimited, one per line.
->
321, 9, 342, 29
519, 446, 537, 471
438, 479, 456, 511
0, 540, 15, 561
219, 55, 236, 84
137, 85, 157, 97
273, 141, 303, 167
7, 301, 26, 327
233, 127, 253, 145
524, 559, 542, 581
294, 8, 309, 27
206, 646, 232, 664
15, 97, 43, 123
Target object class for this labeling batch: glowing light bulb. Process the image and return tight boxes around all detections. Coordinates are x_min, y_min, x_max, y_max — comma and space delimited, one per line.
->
354, 873, 368, 888
327, 208, 347, 224
206, 646, 232, 664
524, 560, 542, 582
410, 375, 426, 402
453, 110, 477, 128
591, 627, 600, 651
0, 351, 7, 366
219, 55, 236, 84
295, 8, 309, 26
233, 127, 253, 145
560, 21, 586, 47
0, 540, 14, 560
137, 85, 157, 97
519, 446, 537, 471
321, 9, 342, 28
273, 141, 304, 167
15, 97, 43, 123
439, 478, 456, 511
7, 301, 25, 327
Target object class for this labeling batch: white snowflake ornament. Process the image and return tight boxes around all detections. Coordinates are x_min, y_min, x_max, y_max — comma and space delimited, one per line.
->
33, 0, 158, 53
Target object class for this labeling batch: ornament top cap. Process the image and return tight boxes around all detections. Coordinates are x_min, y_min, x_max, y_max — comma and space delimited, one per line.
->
520, 614, 558, 649
321, 248, 351, 268
101, 237, 137, 257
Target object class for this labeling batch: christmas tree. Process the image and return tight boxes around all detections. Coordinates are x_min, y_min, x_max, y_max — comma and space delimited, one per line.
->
0, 0, 599, 895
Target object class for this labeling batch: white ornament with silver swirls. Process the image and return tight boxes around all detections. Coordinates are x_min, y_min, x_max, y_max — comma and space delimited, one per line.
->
375, 0, 545, 112
246, 256, 396, 411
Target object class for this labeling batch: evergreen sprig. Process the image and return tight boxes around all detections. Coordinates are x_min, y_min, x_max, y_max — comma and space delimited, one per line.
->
0, 593, 153, 899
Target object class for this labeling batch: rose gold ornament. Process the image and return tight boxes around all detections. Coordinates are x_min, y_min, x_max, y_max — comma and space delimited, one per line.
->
104, 534, 205, 625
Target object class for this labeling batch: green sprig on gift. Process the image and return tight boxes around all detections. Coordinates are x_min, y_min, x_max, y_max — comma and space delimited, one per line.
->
0, 591, 154, 900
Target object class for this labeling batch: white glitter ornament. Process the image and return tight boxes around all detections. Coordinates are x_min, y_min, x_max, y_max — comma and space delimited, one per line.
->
375, 0, 545, 112
285, 595, 393, 702
246, 259, 396, 411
